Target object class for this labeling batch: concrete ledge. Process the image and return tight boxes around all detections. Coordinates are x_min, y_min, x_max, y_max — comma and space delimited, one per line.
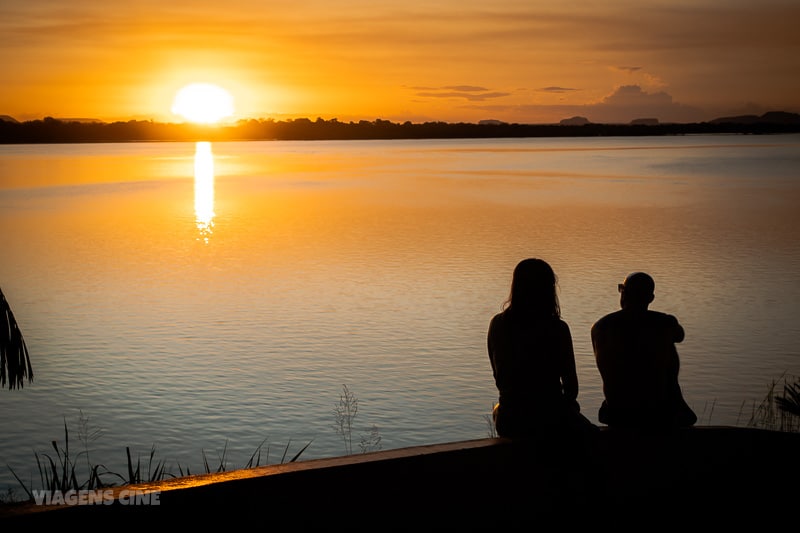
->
2, 426, 798, 527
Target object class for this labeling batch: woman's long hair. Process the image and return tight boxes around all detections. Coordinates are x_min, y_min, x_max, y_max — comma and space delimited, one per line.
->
502, 258, 560, 319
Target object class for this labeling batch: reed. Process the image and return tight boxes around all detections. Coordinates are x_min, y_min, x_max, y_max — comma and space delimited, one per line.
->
3, 385, 386, 503
5, 416, 311, 504
333, 384, 382, 455
7, 417, 107, 502
744, 372, 800, 433
333, 384, 358, 455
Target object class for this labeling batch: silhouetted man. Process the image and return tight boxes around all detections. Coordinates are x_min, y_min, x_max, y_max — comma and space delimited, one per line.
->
591, 272, 696, 429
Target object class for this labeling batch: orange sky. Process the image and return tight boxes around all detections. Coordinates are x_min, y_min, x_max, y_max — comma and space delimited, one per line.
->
1, 0, 799, 125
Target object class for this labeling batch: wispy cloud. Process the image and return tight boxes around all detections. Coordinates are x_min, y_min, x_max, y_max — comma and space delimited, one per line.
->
442, 85, 489, 92
415, 86, 510, 102
538, 87, 579, 93
613, 66, 642, 74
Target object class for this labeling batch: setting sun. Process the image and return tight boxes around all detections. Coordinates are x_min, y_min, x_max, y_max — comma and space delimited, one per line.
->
171, 83, 234, 124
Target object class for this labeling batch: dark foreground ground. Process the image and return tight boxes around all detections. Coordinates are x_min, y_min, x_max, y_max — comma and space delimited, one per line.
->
2, 426, 798, 529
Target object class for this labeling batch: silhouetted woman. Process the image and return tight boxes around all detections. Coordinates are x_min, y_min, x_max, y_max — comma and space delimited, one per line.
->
488, 258, 594, 439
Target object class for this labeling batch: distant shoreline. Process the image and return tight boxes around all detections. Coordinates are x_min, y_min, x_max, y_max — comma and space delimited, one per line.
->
1, 113, 799, 144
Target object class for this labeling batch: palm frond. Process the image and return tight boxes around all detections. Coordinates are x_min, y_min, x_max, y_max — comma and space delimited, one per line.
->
1, 287, 33, 390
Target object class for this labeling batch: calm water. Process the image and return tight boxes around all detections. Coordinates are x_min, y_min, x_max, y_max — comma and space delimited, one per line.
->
1, 135, 799, 493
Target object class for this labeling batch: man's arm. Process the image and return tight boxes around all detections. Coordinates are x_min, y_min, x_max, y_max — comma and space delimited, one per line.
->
671, 315, 685, 343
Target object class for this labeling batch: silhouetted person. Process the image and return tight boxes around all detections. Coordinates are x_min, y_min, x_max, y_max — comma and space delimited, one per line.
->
591, 272, 697, 429
488, 258, 595, 439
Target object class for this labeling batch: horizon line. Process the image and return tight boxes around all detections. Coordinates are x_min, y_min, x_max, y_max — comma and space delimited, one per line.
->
2, 109, 799, 128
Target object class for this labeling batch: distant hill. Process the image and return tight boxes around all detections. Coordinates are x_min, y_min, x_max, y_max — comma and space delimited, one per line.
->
559, 111, 800, 127
709, 111, 800, 125
0, 115, 19, 123
559, 116, 590, 126
53, 117, 105, 124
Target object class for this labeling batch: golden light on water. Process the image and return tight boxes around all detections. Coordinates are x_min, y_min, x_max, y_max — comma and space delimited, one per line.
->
194, 141, 215, 243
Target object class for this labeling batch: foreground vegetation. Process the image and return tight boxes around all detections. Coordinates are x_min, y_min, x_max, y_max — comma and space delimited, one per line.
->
2, 414, 311, 505
743, 372, 800, 432
0, 385, 381, 504
2, 376, 798, 505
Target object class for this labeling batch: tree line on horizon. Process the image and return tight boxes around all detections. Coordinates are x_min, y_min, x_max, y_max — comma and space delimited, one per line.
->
1, 113, 799, 143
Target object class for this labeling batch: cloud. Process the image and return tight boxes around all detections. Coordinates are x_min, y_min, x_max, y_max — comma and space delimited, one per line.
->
415, 86, 511, 102
442, 85, 488, 92
461, 84, 708, 124
538, 87, 578, 93
602, 84, 672, 106
591, 84, 702, 122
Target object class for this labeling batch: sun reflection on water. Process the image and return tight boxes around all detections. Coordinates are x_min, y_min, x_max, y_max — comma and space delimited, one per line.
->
194, 141, 215, 243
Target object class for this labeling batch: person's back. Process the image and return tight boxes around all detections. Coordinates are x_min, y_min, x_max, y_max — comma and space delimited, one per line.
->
488, 258, 595, 439
489, 310, 577, 431
591, 272, 696, 429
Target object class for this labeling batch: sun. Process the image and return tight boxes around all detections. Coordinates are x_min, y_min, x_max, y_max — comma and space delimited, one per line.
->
171, 83, 234, 124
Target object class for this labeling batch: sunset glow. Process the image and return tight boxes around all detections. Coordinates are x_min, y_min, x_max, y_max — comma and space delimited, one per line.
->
0, 1, 798, 124
172, 83, 234, 124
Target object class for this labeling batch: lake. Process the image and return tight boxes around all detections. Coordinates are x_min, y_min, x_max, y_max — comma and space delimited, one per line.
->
1, 134, 799, 494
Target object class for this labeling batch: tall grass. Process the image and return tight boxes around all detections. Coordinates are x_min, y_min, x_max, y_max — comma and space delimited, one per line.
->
3, 384, 384, 504
333, 384, 358, 455
333, 384, 382, 454
744, 373, 800, 432
5, 416, 311, 504
8, 417, 109, 502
